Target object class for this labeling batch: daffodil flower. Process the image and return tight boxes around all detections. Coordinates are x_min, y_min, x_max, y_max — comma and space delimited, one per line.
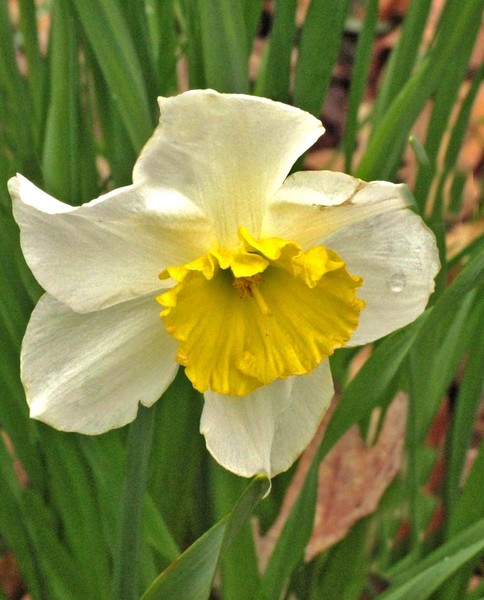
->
9, 90, 439, 478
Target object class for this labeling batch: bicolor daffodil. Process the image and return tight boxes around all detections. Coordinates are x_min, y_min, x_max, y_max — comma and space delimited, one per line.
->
9, 90, 439, 479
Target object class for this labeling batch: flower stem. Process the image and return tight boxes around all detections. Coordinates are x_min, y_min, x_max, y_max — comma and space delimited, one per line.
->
113, 404, 156, 600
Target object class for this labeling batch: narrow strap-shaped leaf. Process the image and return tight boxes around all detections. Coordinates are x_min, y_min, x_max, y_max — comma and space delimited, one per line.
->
442, 65, 484, 174
86, 49, 138, 188
429, 64, 484, 217
343, 0, 379, 173
380, 519, 484, 600
39, 428, 112, 599
0, 217, 43, 486
243, 0, 265, 54
323, 320, 424, 455
17, 0, 47, 145
140, 476, 269, 600
177, 0, 206, 89
356, 0, 482, 181
68, 0, 152, 151
198, 0, 250, 93
255, 467, 319, 600
440, 439, 484, 600
22, 488, 95, 599
118, 0, 161, 105
406, 298, 479, 558
0, 437, 44, 600
212, 467, 261, 599
311, 518, 371, 600
254, 0, 297, 103
148, 370, 205, 546
371, 0, 432, 129
414, 8, 481, 215
444, 307, 484, 529
42, 0, 81, 202
143, 496, 181, 564
152, 0, 178, 94
409, 269, 483, 442
113, 405, 156, 600
0, 0, 38, 167
293, 0, 351, 115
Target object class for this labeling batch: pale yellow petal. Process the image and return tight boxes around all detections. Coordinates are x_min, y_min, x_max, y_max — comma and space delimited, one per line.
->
200, 361, 334, 478
325, 209, 440, 345
22, 294, 178, 434
263, 171, 411, 249
10, 174, 212, 313
134, 90, 324, 248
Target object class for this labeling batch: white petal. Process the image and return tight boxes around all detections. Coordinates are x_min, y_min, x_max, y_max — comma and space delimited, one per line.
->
9, 175, 213, 313
200, 361, 334, 478
324, 209, 440, 345
263, 171, 411, 248
134, 90, 324, 248
21, 294, 178, 434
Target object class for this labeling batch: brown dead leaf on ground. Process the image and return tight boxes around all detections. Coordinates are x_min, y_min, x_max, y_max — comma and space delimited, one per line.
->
255, 394, 407, 568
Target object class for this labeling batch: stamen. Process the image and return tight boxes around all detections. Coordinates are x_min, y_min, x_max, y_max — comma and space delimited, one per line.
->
251, 284, 271, 316
232, 274, 271, 315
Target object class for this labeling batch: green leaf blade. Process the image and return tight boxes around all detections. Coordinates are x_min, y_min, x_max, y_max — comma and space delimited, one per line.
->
141, 476, 269, 600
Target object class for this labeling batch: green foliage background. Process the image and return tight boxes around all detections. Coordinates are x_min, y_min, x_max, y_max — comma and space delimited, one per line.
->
0, 0, 483, 598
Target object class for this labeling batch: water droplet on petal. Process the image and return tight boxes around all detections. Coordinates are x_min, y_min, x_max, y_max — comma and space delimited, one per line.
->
388, 272, 406, 293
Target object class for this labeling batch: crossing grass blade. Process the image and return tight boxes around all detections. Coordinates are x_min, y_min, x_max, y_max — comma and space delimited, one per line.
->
211, 466, 261, 600
371, 0, 432, 129
140, 476, 269, 600
380, 519, 484, 600
440, 440, 484, 600
433, 65, 484, 216
413, 13, 481, 216
408, 285, 481, 444
356, 0, 482, 182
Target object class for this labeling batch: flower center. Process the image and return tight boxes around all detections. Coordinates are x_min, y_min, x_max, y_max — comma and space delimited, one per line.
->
232, 274, 271, 315
157, 227, 364, 396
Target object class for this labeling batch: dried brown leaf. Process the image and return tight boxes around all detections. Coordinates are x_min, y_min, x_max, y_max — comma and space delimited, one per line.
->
256, 394, 407, 567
